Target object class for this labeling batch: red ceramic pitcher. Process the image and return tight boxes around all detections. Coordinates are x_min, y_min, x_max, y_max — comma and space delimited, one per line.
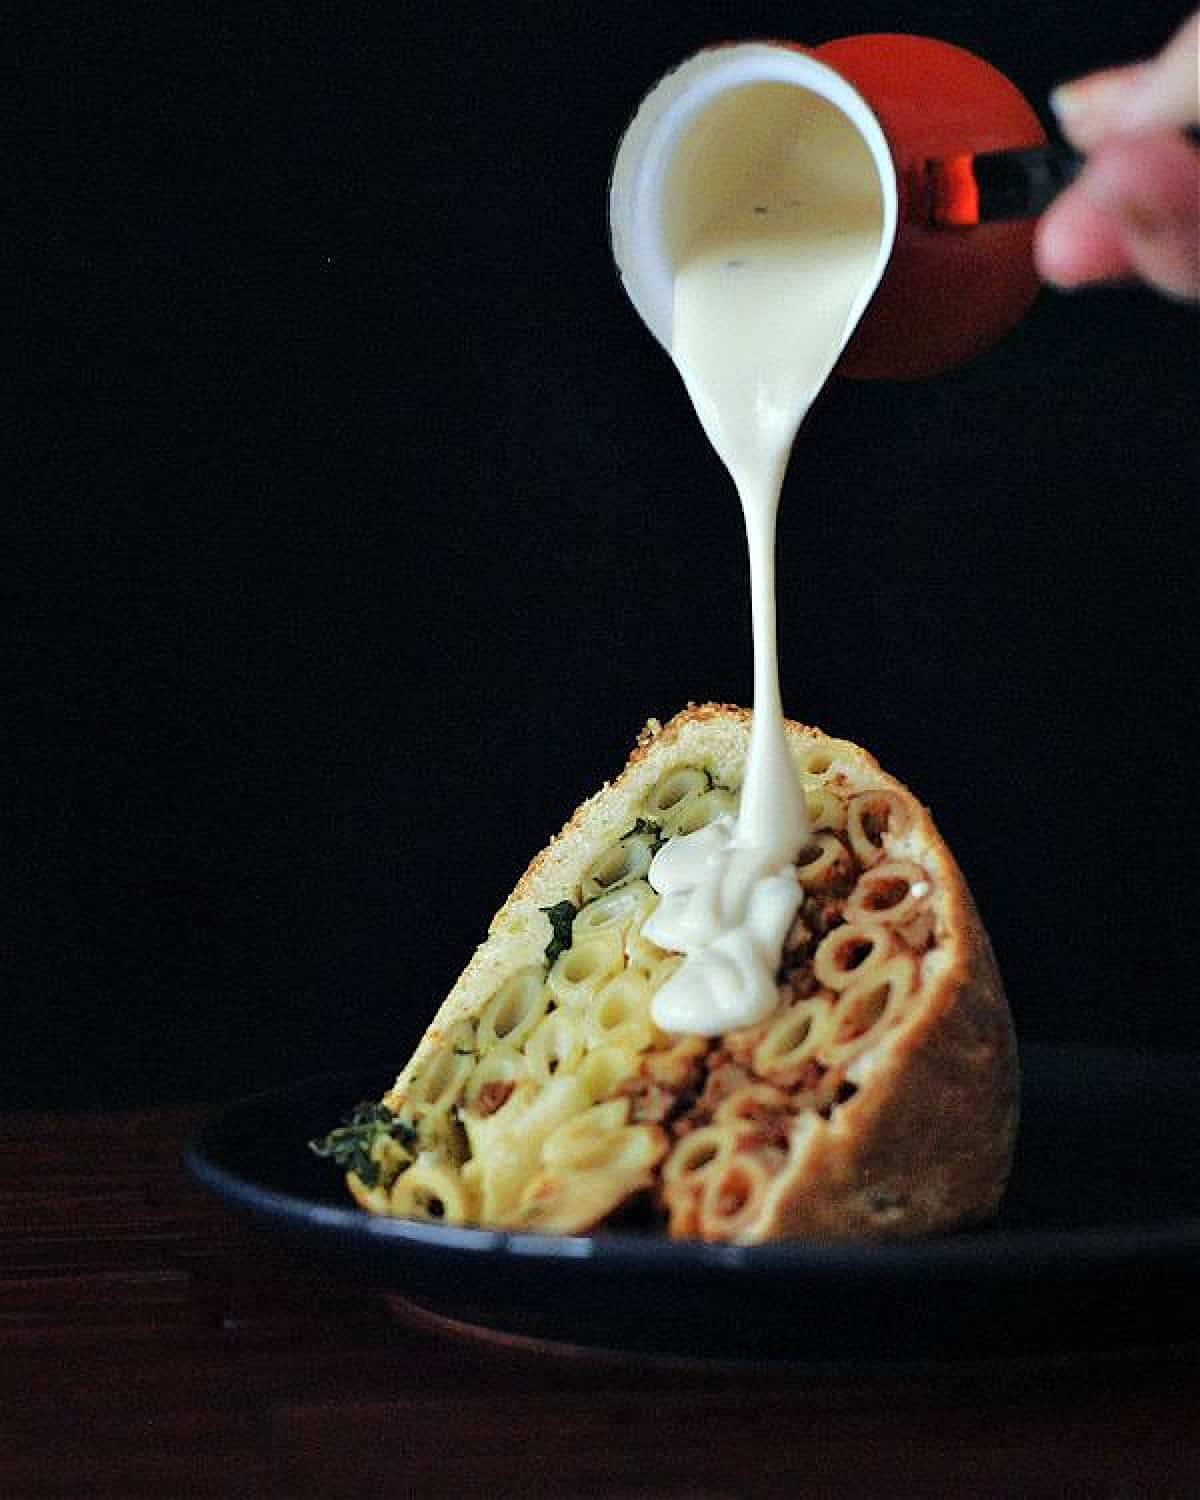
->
609, 34, 1048, 380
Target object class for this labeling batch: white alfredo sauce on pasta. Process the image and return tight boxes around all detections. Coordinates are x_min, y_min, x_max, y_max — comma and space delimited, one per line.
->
643, 83, 887, 1036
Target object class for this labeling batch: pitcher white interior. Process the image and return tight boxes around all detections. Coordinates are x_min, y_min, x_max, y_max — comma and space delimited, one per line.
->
609, 43, 900, 356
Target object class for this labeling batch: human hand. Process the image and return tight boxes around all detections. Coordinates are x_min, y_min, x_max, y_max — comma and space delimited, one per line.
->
1035, 12, 1199, 298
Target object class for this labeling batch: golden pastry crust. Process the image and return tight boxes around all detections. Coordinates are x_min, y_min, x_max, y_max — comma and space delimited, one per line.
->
377, 704, 1017, 1241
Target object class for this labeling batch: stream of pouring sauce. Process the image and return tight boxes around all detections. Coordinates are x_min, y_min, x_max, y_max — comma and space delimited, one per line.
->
643, 83, 886, 1035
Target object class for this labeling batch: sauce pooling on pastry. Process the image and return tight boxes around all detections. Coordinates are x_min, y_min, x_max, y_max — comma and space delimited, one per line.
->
644, 83, 889, 1036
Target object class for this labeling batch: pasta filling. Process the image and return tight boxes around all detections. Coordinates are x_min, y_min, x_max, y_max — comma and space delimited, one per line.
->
312, 750, 936, 1241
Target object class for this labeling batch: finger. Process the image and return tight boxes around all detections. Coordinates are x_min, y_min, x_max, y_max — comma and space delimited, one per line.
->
1081, 132, 1200, 297
1038, 132, 1200, 298
1036, 183, 1133, 288
1051, 13, 1199, 150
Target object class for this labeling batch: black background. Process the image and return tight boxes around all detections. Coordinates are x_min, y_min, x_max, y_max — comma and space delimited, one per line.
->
12, 4, 1197, 1108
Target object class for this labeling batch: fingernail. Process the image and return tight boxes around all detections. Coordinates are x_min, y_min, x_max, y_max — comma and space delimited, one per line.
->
1048, 83, 1084, 122
1049, 81, 1105, 148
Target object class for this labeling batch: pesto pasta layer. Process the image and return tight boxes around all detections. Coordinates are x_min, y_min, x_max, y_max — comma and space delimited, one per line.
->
312, 705, 1018, 1243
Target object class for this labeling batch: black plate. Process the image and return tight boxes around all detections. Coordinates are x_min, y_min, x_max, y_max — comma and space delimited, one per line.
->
185, 1043, 1200, 1364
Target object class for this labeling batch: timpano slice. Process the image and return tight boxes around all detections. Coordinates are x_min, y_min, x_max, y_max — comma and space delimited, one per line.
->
313, 705, 1018, 1242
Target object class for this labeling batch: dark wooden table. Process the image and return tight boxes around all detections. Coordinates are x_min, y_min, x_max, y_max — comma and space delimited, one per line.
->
2, 1106, 1196, 1499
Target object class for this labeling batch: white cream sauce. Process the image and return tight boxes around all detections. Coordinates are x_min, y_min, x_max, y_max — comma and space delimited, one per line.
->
644, 83, 886, 1036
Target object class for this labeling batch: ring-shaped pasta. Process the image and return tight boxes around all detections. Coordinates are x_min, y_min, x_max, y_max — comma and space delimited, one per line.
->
587, 970, 654, 1053
752, 994, 834, 1078
661, 1124, 733, 1186
541, 1097, 631, 1168
793, 832, 851, 889
576, 1044, 640, 1103
803, 784, 847, 833
812, 919, 893, 991
571, 880, 657, 943
847, 790, 916, 868
523, 1008, 588, 1081
581, 833, 656, 901
514, 1165, 651, 1236
405, 1045, 474, 1112
713, 1082, 790, 1126
845, 860, 931, 927
661, 787, 738, 838
546, 930, 624, 1008
476, 967, 549, 1051
551, 1123, 664, 1175
795, 738, 856, 783
389, 1159, 472, 1225
642, 765, 709, 824
699, 1152, 773, 1237
625, 918, 672, 976
820, 955, 916, 1065
463, 1043, 531, 1114
642, 1032, 708, 1089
